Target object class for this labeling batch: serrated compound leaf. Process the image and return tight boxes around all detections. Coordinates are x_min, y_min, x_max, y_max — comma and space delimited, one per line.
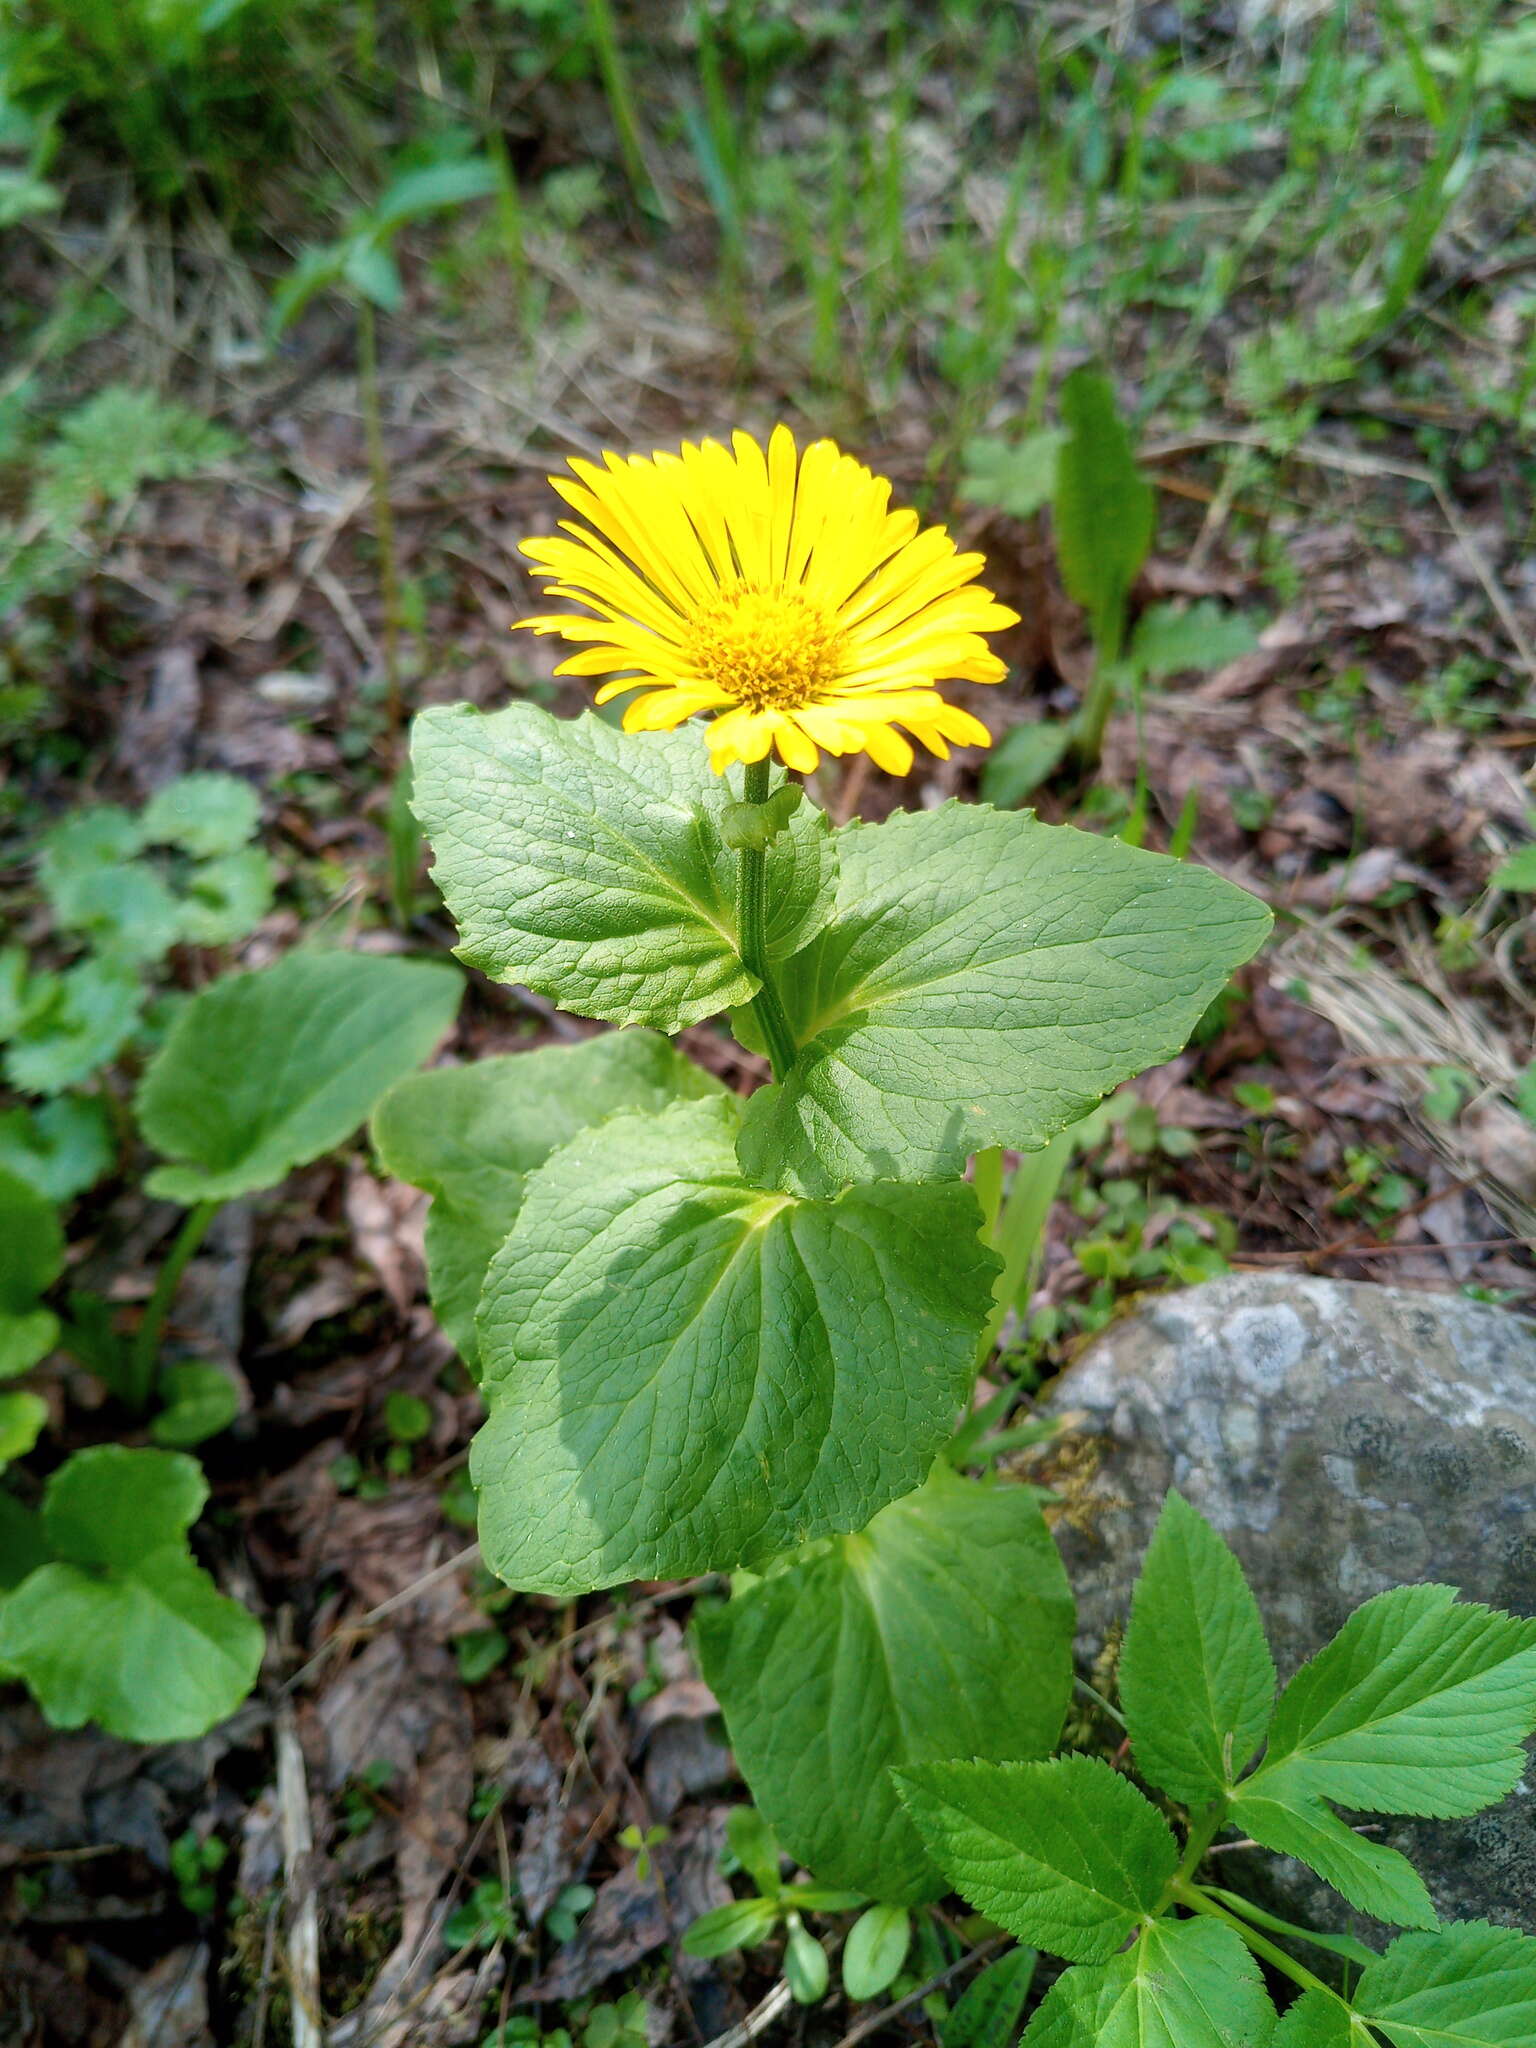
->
1351, 1921, 1536, 2046
411, 703, 834, 1031
0, 1095, 113, 1202
843, 1904, 912, 1999
1023, 1917, 1277, 2048
1271, 1991, 1360, 2048
137, 952, 462, 1202
1230, 1792, 1438, 1930
471, 1098, 997, 1593
1245, 1584, 1536, 1819
1053, 368, 1154, 661
1120, 1490, 1275, 1806
942, 1944, 1039, 2048
696, 1466, 1073, 1902
373, 1031, 723, 1367
737, 806, 1271, 1195
894, 1755, 1178, 1963
141, 772, 261, 856
0, 1445, 259, 1740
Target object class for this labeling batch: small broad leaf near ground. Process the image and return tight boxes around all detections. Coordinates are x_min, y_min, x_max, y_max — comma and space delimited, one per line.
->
1023, 1916, 1277, 2048
137, 950, 462, 1203
942, 1943, 1039, 2048
894, 1754, 1179, 1964
411, 704, 834, 1033
372, 1029, 723, 1369
738, 804, 1271, 1195
695, 1465, 1074, 1903
0, 1445, 262, 1741
1118, 1489, 1276, 1808
471, 1097, 999, 1594
0, 1168, 64, 1380
842, 1903, 912, 1999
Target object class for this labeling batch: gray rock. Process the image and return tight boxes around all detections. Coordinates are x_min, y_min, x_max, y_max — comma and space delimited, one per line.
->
1042, 1272, 1536, 1935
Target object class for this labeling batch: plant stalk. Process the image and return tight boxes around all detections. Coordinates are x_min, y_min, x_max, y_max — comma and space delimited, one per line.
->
357, 297, 403, 747
127, 1200, 219, 1413
1172, 1880, 1342, 2005
737, 758, 800, 1084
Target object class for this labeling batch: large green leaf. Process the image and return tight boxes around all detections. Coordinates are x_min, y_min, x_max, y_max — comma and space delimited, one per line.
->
373, 1030, 724, 1366
1228, 1791, 1438, 1931
136, 951, 462, 1203
1052, 367, 1154, 663
739, 805, 1271, 1194
1240, 1584, 1536, 1819
0, 1169, 63, 1379
894, 1755, 1179, 1964
0, 1445, 262, 1741
1348, 1921, 1536, 2047
1023, 1918, 1277, 2048
1119, 1491, 1276, 1808
471, 1097, 997, 1593
410, 704, 834, 1032
695, 1466, 1074, 1903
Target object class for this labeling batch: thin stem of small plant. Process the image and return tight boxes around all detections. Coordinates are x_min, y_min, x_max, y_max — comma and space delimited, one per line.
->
736, 758, 800, 1084
357, 297, 403, 745
127, 1199, 219, 1413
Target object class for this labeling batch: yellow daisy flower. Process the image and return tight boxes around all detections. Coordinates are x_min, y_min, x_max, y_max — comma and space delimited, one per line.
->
516, 425, 1019, 776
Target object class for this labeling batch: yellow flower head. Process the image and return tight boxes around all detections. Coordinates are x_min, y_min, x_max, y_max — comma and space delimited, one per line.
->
516, 425, 1019, 776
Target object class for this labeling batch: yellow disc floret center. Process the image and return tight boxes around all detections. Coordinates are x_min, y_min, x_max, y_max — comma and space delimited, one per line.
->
685, 580, 844, 712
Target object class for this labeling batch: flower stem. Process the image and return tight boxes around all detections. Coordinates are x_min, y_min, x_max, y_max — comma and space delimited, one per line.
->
126, 1200, 219, 1414
737, 758, 800, 1084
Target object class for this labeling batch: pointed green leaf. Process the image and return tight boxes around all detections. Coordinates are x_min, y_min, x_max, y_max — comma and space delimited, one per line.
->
411, 704, 834, 1032
942, 1944, 1039, 2048
843, 1904, 912, 1999
373, 1030, 723, 1367
894, 1755, 1179, 1963
137, 951, 462, 1202
1052, 368, 1154, 662
1022, 1918, 1277, 2048
1271, 1992, 1360, 2048
1229, 1792, 1438, 1930
471, 1098, 997, 1594
0, 1446, 261, 1740
696, 1467, 1073, 1903
1119, 1490, 1276, 1807
1351, 1921, 1536, 2047
0, 1391, 47, 1471
739, 805, 1270, 1195
1243, 1584, 1536, 1818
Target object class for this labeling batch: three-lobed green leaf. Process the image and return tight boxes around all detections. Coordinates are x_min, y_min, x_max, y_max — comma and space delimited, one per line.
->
411, 705, 833, 1032
1023, 1917, 1276, 2048
137, 950, 462, 1203
0, 1446, 262, 1741
738, 805, 1271, 1195
373, 1029, 723, 1368
695, 1465, 1074, 1903
895, 1755, 1179, 1963
471, 1096, 999, 1594
1119, 1490, 1276, 1808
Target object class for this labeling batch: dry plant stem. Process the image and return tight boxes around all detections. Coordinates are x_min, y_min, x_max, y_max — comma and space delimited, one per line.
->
276, 1698, 324, 2048
737, 758, 800, 1083
357, 298, 404, 743
127, 1198, 218, 1411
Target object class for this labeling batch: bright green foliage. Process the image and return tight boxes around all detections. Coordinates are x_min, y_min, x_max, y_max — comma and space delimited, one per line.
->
1119, 1490, 1276, 1807
1239, 1584, 1536, 1818
1490, 845, 1536, 892
1052, 367, 1154, 664
842, 1903, 912, 1999
1023, 1918, 1276, 2048
0, 1095, 113, 1201
738, 805, 1271, 1194
149, 1362, 241, 1448
0, 1169, 64, 1379
943, 1944, 1039, 2048
373, 1030, 723, 1367
140, 773, 262, 858
0, 1491, 49, 1589
0, 1446, 262, 1740
961, 429, 1066, 519
137, 951, 462, 1202
176, 848, 274, 945
1346, 1922, 1536, 2046
1228, 1793, 1438, 1931
0, 1392, 47, 1470
695, 1466, 1073, 1902
1128, 603, 1262, 682
895, 1755, 1179, 1963
471, 1097, 998, 1593
410, 705, 834, 1032
1270, 1992, 1357, 2047
2, 958, 143, 1094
